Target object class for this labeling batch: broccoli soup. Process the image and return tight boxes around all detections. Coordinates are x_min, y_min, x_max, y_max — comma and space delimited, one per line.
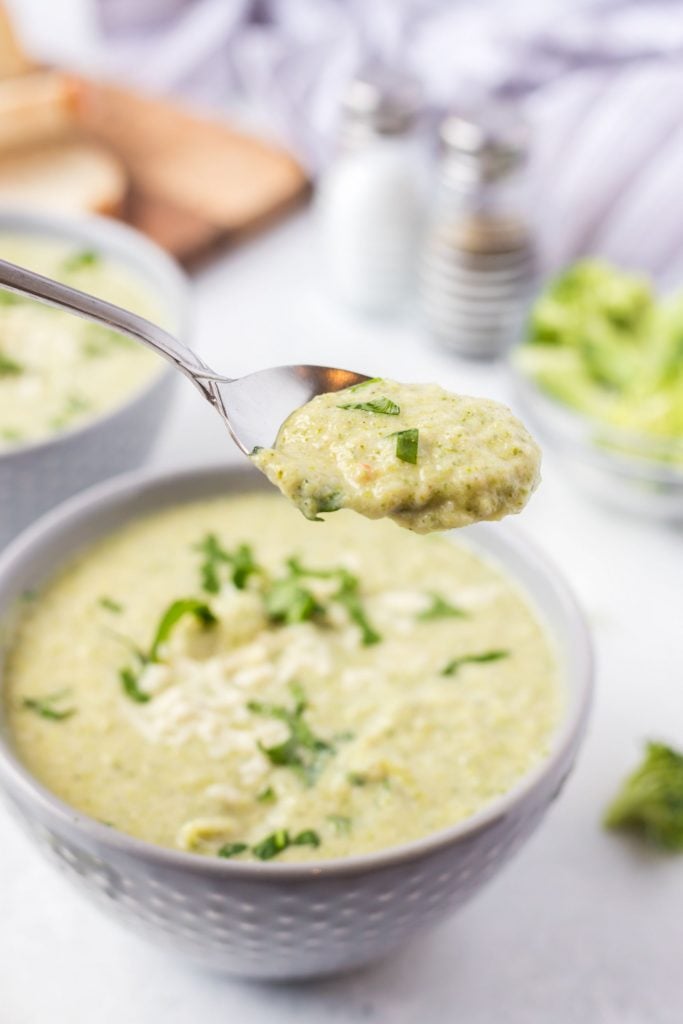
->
0, 235, 164, 447
251, 378, 541, 533
4, 493, 561, 862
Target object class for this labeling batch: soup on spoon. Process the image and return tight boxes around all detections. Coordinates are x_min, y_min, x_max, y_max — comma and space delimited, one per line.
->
251, 378, 541, 533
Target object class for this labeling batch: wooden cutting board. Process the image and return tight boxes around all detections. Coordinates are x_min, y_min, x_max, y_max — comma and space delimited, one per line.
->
72, 78, 309, 264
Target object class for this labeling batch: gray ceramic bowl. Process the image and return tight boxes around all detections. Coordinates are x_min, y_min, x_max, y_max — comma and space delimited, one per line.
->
0, 209, 190, 549
0, 465, 593, 980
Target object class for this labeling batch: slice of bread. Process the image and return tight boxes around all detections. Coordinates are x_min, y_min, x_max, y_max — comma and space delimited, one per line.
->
0, 71, 78, 151
0, 139, 127, 215
0, 3, 31, 78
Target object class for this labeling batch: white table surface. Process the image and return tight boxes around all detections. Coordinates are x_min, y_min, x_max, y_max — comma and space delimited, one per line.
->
1, 210, 682, 1024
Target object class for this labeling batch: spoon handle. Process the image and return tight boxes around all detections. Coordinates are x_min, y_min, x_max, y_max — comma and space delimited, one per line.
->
0, 258, 230, 391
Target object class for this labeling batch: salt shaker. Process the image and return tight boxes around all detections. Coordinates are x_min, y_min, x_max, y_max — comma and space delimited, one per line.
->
317, 70, 424, 316
419, 109, 536, 357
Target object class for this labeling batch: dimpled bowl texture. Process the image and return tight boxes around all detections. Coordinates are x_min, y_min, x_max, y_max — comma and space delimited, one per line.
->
0, 209, 190, 549
0, 466, 593, 980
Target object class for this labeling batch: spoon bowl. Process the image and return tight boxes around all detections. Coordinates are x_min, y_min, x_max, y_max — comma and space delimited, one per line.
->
0, 258, 368, 454
211, 365, 368, 453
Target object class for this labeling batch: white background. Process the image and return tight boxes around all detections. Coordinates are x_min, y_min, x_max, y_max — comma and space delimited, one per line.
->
1, 2, 683, 1020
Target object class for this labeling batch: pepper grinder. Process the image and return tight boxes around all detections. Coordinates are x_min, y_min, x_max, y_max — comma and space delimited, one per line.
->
419, 108, 537, 358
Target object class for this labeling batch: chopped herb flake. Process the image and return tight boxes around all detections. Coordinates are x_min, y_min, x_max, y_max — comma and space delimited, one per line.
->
265, 576, 322, 626
99, 596, 124, 614
119, 667, 151, 704
22, 690, 75, 721
49, 393, 91, 430
251, 828, 321, 860
348, 377, 381, 391
392, 428, 419, 464
418, 593, 467, 621
442, 650, 509, 676
249, 682, 333, 786
278, 559, 381, 646
218, 842, 249, 859
118, 598, 216, 702
313, 491, 343, 515
327, 814, 352, 835
62, 249, 99, 272
195, 535, 260, 593
292, 829, 321, 849
340, 396, 400, 415
0, 352, 23, 376
252, 829, 290, 861
148, 598, 217, 662
334, 570, 381, 646
256, 786, 276, 804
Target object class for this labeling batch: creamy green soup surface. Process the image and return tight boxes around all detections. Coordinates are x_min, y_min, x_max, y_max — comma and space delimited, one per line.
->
251, 378, 541, 533
0, 235, 163, 447
5, 493, 561, 862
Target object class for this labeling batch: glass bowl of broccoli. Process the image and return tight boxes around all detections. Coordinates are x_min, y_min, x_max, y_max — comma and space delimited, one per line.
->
511, 259, 683, 520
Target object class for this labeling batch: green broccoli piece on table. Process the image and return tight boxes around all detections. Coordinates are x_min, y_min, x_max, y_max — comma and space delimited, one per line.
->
604, 741, 683, 851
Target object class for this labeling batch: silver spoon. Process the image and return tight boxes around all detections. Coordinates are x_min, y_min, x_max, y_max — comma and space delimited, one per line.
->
0, 258, 368, 453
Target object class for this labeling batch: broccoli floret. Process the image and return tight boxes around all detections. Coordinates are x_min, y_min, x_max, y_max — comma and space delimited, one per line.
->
604, 742, 683, 851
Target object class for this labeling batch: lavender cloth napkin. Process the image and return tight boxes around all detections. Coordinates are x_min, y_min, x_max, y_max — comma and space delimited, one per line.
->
97, 0, 683, 275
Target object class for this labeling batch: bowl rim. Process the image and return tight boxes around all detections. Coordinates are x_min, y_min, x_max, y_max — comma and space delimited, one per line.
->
0, 207, 190, 463
0, 462, 594, 879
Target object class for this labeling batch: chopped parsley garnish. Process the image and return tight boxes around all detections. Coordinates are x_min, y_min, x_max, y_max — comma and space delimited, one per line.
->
327, 814, 352, 835
392, 427, 419, 464
252, 828, 321, 861
0, 289, 20, 306
334, 570, 381, 646
49, 393, 91, 430
119, 667, 151, 704
256, 785, 276, 804
264, 576, 323, 625
62, 249, 99, 272
99, 596, 124, 614
0, 352, 23, 376
348, 377, 381, 391
252, 829, 290, 860
347, 772, 369, 787
604, 741, 683, 851
418, 593, 467, 621
195, 535, 260, 593
266, 559, 380, 643
339, 396, 400, 415
1, 428, 23, 442
22, 689, 75, 721
281, 558, 382, 645
293, 829, 321, 849
442, 650, 509, 676
217, 829, 322, 862
148, 598, 216, 662
248, 682, 333, 786
313, 491, 343, 515
218, 842, 249, 859
118, 597, 217, 701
